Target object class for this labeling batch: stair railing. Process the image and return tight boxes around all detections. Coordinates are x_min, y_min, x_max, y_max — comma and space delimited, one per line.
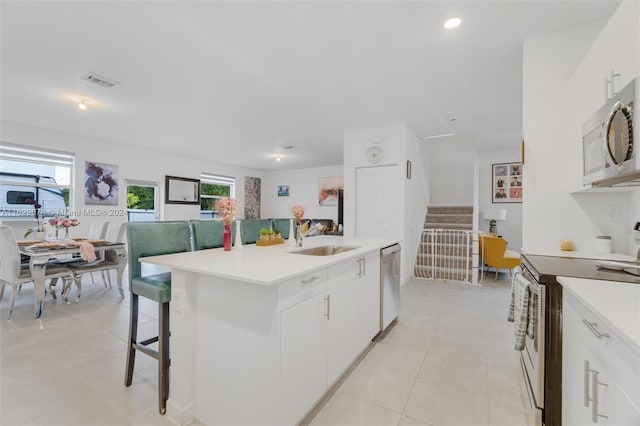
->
414, 228, 473, 283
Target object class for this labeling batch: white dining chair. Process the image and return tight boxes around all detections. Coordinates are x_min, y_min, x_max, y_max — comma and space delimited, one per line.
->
87, 222, 110, 287
0, 225, 74, 318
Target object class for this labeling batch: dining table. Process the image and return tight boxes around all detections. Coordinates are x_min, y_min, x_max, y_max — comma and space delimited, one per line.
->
19, 240, 127, 318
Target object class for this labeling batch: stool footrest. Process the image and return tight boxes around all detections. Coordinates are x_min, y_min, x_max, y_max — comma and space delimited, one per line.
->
133, 341, 159, 360
140, 336, 159, 346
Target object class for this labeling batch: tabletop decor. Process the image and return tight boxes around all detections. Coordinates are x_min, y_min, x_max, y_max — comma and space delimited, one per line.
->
215, 197, 237, 251
23, 198, 45, 238
48, 216, 79, 239
290, 203, 305, 246
492, 162, 522, 203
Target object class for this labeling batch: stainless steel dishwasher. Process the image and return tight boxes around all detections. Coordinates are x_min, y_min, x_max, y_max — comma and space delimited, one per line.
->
381, 244, 401, 332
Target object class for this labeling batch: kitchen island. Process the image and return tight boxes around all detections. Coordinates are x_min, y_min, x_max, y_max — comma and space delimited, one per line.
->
140, 235, 398, 426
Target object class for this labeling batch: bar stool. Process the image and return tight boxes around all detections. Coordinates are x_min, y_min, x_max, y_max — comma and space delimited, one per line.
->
124, 221, 192, 414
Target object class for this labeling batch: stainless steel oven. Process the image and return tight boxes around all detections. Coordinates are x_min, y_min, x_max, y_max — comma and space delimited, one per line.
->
519, 263, 546, 426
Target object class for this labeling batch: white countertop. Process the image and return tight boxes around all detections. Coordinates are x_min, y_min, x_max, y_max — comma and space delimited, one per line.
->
140, 235, 398, 286
558, 276, 640, 354
523, 248, 636, 261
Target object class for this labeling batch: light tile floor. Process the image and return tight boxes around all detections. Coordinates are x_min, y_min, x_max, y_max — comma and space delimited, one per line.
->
1, 274, 527, 426
309, 276, 528, 426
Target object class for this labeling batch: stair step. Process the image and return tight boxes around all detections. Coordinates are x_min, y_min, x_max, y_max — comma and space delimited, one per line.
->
427, 206, 473, 215
425, 213, 472, 225
424, 223, 473, 231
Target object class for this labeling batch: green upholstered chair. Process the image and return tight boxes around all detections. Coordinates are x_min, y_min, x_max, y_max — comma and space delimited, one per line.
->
124, 221, 192, 415
191, 220, 236, 250
240, 219, 270, 245
269, 218, 293, 239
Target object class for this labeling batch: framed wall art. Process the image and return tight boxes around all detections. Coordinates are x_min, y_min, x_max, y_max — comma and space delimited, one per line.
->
165, 176, 200, 204
318, 176, 343, 206
492, 162, 522, 203
278, 185, 290, 197
85, 161, 119, 205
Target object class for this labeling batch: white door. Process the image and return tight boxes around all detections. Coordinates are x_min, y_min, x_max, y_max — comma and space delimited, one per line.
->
355, 165, 399, 237
281, 291, 328, 425
327, 259, 360, 385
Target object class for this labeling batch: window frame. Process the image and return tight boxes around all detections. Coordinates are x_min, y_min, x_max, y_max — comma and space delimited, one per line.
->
200, 174, 235, 219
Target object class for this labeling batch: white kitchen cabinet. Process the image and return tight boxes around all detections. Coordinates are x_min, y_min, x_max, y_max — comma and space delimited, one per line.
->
281, 289, 329, 425
358, 250, 381, 346
563, 290, 640, 425
327, 258, 361, 385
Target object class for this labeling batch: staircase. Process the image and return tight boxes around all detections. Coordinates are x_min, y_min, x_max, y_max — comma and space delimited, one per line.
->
414, 206, 474, 282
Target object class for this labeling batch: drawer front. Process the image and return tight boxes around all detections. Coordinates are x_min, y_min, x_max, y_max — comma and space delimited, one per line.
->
279, 269, 328, 311
565, 293, 613, 360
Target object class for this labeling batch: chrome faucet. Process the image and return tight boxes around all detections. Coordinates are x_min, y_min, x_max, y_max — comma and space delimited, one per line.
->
296, 229, 303, 247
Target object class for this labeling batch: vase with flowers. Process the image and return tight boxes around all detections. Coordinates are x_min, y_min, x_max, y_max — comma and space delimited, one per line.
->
290, 203, 305, 247
24, 198, 45, 239
49, 216, 79, 239
215, 197, 237, 251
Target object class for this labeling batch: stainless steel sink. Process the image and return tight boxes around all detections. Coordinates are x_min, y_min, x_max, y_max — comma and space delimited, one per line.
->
291, 245, 360, 256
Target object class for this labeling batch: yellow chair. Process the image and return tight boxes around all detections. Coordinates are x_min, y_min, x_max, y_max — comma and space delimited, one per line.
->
479, 233, 520, 281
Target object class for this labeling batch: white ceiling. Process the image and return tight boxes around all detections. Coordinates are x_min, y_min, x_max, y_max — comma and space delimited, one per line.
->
0, 1, 618, 171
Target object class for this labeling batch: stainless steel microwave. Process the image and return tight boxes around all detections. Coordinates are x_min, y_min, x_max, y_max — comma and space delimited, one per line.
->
583, 78, 639, 187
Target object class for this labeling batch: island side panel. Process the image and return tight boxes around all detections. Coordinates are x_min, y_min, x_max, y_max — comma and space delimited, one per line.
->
167, 269, 197, 425
193, 273, 281, 426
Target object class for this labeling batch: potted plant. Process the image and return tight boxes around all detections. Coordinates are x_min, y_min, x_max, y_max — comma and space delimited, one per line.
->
273, 226, 281, 240
259, 228, 270, 240
268, 229, 276, 240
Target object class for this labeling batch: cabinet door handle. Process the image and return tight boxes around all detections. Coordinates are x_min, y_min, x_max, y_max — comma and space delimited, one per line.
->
582, 319, 610, 339
584, 360, 591, 408
301, 276, 320, 285
362, 256, 366, 276
356, 258, 362, 278
324, 295, 330, 320
591, 370, 608, 423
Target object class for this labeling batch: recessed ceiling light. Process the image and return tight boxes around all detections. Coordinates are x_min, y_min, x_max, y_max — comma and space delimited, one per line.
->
444, 17, 462, 30
77, 98, 89, 110
276, 155, 281, 162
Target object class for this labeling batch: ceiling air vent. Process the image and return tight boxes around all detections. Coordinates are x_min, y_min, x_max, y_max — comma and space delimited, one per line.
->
81, 72, 120, 88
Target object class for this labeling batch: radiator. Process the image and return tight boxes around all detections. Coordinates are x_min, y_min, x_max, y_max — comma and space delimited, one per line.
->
414, 229, 473, 283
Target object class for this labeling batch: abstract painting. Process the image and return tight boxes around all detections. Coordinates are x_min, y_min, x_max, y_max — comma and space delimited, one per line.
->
244, 176, 261, 219
85, 161, 119, 205
318, 176, 343, 206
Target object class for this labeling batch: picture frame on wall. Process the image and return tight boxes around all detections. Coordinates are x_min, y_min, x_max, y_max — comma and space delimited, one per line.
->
318, 176, 343, 206
492, 162, 522, 203
165, 175, 200, 204
278, 185, 290, 197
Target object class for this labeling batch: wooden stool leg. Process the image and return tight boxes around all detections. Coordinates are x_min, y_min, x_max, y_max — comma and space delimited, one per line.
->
125, 293, 139, 387
158, 301, 170, 414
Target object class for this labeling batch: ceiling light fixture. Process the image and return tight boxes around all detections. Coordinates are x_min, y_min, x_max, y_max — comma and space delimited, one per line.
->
276, 155, 281, 162
444, 17, 462, 30
77, 98, 89, 110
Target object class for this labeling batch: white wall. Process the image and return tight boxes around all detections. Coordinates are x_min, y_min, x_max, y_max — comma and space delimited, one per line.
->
403, 127, 427, 285
478, 148, 523, 252
522, 2, 639, 255
421, 134, 475, 206
1, 120, 264, 237
261, 165, 343, 221
344, 123, 426, 285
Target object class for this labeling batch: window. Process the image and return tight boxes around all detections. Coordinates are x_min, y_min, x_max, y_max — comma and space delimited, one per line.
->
0, 144, 74, 218
200, 174, 235, 219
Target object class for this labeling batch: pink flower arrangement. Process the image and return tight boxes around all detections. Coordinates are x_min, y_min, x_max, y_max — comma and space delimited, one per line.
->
49, 216, 79, 229
290, 203, 305, 223
215, 197, 237, 225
